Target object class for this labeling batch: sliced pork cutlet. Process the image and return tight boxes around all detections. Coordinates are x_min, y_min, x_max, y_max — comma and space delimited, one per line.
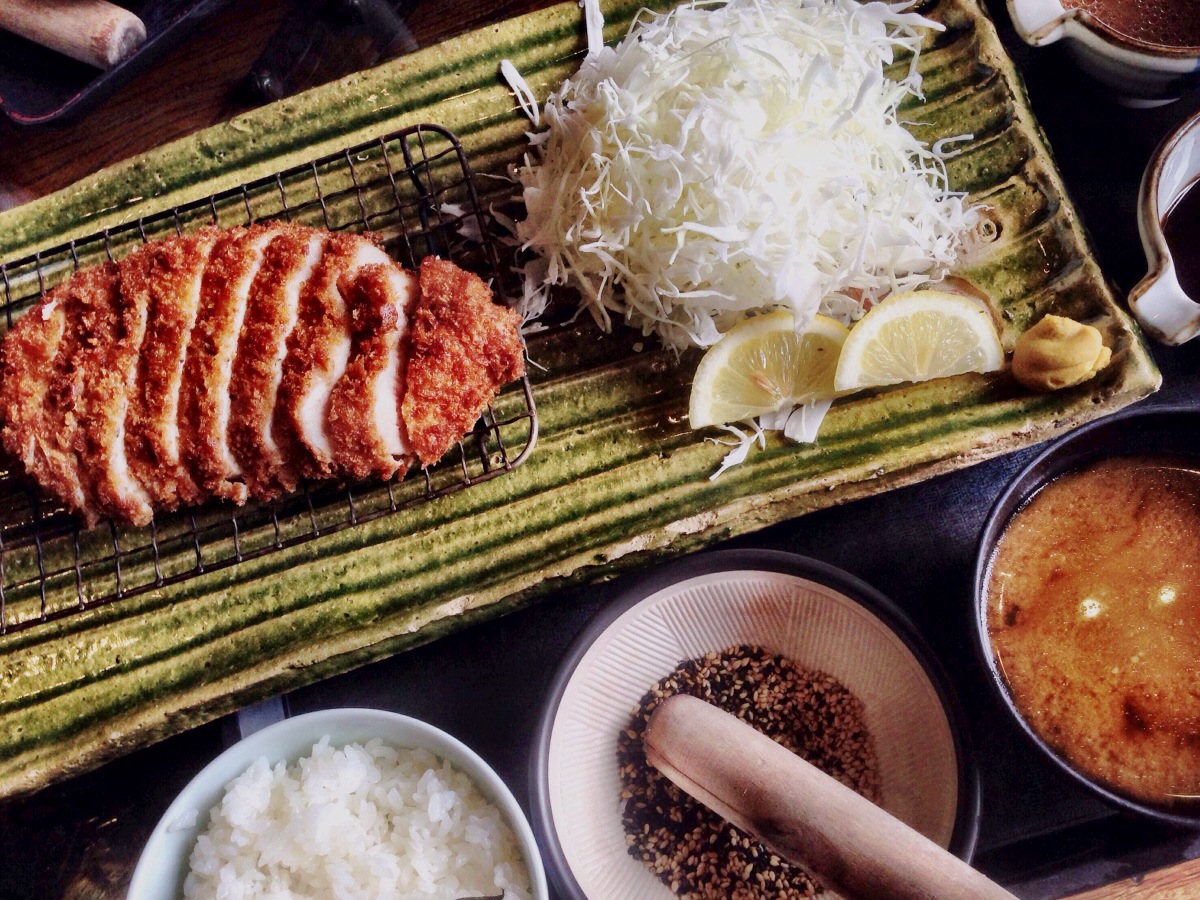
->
401, 257, 525, 467
275, 232, 393, 482
227, 223, 325, 501
178, 224, 277, 504
70, 258, 155, 527
327, 261, 418, 481
0, 264, 120, 522
123, 229, 219, 511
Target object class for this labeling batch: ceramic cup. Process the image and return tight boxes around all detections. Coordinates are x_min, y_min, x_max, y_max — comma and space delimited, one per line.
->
1007, 0, 1200, 107
1129, 110, 1200, 345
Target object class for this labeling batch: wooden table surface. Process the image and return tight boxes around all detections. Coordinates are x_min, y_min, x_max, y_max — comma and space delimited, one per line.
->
0, 0, 561, 204
0, 1, 1196, 898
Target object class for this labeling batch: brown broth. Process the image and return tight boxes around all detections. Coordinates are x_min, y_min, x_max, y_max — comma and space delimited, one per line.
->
1061, 0, 1200, 48
1163, 178, 1200, 302
985, 456, 1200, 805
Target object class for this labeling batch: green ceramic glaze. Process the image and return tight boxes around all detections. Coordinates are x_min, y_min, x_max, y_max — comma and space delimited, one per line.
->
0, 0, 1159, 797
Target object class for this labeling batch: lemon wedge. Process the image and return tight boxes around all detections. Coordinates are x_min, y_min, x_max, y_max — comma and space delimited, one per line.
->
689, 312, 849, 429
833, 289, 1004, 392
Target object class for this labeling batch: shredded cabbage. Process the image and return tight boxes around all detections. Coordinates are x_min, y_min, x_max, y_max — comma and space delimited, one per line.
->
507, 0, 976, 352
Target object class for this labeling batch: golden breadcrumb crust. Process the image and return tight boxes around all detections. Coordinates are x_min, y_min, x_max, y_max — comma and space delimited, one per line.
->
402, 257, 525, 466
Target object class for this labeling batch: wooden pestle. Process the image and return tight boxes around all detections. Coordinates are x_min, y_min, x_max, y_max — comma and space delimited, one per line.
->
644, 694, 1016, 900
0, 0, 147, 69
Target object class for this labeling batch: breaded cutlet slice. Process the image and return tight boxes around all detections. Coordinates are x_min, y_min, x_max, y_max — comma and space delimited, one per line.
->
401, 257, 525, 466
70, 259, 154, 527
123, 229, 220, 510
228, 223, 325, 501
275, 232, 392, 481
327, 262, 418, 481
0, 266, 115, 520
178, 224, 276, 503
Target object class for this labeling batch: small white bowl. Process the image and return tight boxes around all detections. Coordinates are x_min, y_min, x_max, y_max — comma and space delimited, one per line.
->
531, 550, 979, 900
128, 707, 549, 900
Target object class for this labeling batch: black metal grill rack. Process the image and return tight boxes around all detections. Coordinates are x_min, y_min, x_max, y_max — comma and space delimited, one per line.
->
0, 123, 537, 636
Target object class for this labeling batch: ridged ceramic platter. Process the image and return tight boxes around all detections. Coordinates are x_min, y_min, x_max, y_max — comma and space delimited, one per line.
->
0, 0, 1160, 797
533, 555, 967, 899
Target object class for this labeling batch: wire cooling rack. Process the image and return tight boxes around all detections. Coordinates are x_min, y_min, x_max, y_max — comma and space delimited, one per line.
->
0, 124, 537, 636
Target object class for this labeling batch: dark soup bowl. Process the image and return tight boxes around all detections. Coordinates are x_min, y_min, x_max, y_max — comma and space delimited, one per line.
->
975, 406, 1200, 826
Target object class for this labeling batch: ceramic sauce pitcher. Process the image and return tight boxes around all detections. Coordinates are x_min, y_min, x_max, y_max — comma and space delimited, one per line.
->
1007, 0, 1200, 106
1130, 112, 1200, 345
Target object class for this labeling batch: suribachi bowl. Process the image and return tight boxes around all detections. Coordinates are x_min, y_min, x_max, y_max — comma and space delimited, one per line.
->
531, 549, 981, 900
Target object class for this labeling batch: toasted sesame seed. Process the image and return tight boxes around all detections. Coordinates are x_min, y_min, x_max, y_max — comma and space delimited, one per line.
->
616, 644, 879, 899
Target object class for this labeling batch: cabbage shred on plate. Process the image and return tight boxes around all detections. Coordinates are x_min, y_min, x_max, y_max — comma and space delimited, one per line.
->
507, 0, 976, 353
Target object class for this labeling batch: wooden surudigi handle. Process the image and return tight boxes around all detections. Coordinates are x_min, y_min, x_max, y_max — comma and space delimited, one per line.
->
0, 0, 147, 69
644, 694, 1016, 900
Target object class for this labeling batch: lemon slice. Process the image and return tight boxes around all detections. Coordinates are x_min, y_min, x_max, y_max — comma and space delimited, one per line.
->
833, 289, 1004, 392
689, 312, 849, 429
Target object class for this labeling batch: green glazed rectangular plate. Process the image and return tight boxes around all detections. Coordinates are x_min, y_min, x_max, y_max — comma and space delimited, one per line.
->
0, 0, 1159, 797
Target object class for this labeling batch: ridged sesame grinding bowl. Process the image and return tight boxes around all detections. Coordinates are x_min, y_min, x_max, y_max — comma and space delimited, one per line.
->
531, 550, 980, 899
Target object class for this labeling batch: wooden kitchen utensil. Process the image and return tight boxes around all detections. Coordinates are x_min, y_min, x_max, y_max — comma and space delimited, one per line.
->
645, 694, 1015, 900
0, 0, 146, 69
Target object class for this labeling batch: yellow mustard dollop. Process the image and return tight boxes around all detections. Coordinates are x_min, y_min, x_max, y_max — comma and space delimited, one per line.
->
1012, 315, 1111, 392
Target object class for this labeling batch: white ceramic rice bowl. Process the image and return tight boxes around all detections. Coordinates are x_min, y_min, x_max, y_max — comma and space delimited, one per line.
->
128, 706, 548, 900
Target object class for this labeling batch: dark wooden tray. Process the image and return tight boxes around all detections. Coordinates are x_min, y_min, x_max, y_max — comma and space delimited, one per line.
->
0, 0, 233, 124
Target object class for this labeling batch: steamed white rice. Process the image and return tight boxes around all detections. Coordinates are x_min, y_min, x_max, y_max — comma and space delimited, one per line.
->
183, 737, 532, 900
